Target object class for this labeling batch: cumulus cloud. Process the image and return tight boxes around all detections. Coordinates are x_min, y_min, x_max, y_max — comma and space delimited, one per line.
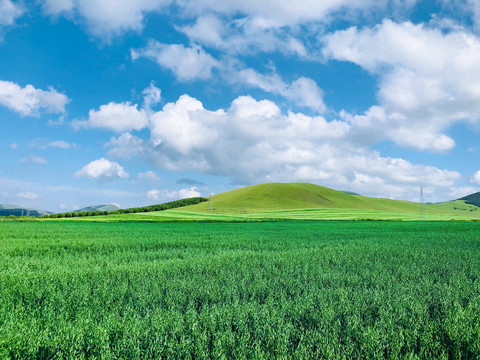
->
137, 171, 161, 181
133, 51, 326, 112
104, 93, 460, 200
0, 0, 24, 27
323, 20, 480, 152
471, 170, 480, 185
42, 0, 172, 40
132, 41, 221, 81
177, 0, 416, 27
232, 69, 326, 112
20, 156, 48, 164
147, 186, 201, 201
75, 101, 148, 132
0, 80, 69, 117
179, 14, 308, 57
40, 0, 418, 41
74, 158, 129, 181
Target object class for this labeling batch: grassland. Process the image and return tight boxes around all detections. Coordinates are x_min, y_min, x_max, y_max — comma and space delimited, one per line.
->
171, 183, 480, 221
29, 183, 480, 222
1, 220, 480, 358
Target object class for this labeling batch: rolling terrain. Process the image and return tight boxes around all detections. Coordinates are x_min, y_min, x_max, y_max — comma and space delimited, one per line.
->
4, 183, 479, 221
0, 204, 52, 217
114, 183, 480, 221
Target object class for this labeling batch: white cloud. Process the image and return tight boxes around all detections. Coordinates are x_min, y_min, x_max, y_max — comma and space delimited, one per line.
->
137, 171, 161, 181
74, 158, 129, 181
178, 187, 202, 198
447, 186, 478, 200
134, 49, 326, 111
471, 170, 480, 185
9, 143, 18, 149
441, 0, 480, 32
47, 115, 65, 126
76, 101, 148, 132
40, 0, 418, 41
232, 69, 326, 112
0, 80, 69, 117
47, 140, 72, 149
179, 15, 308, 57
42, 0, 172, 40
30, 138, 73, 149
105, 93, 460, 200
177, 0, 416, 27
142, 81, 161, 110
17, 191, 38, 200
106, 132, 147, 159
323, 20, 480, 152
0, 0, 24, 27
468, 0, 480, 30
147, 186, 201, 201
20, 156, 48, 164
0, 0, 25, 29
132, 41, 221, 81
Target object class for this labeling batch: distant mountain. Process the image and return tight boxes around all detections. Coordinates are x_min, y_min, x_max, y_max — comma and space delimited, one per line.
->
74, 204, 121, 213
342, 191, 361, 196
458, 192, 480, 207
0, 204, 52, 217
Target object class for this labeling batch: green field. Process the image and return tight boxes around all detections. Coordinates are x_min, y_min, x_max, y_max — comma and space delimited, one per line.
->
1, 221, 480, 359
30, 183, 480, 222
161, 183, 480, 221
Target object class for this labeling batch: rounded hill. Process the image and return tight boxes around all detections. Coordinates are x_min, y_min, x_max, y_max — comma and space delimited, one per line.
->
179, 182, 432, 214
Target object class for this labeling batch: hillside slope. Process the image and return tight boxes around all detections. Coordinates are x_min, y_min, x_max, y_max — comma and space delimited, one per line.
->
458, 192, 480, 207
177, 183, 456, 215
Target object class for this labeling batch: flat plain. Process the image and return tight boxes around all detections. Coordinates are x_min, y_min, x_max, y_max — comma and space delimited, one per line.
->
1, 220, 480, 359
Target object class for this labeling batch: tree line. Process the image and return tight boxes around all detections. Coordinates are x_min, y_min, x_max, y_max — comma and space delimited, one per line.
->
44, 197, 208, 218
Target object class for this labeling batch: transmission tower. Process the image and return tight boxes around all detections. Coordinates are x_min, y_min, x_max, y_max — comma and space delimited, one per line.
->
419, 186, 425, 220
208, 194, 213, 211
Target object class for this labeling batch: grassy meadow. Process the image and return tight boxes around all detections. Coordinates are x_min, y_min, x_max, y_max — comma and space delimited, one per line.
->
1, 220, 480, 358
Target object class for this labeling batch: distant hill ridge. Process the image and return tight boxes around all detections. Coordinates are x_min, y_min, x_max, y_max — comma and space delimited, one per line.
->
74, 204, 121, 212
458, 192, 480, 207
0, 204, 52, 217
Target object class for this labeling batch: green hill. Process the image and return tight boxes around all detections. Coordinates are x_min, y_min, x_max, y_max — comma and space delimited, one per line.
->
458, 192, 480, 207
167, 183, 480, 220
50, 183, 480, 221
178, 183, 429, 213
74, 204, 121, 212
0, 204, 52, 217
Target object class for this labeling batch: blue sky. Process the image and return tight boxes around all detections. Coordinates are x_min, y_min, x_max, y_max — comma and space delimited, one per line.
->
1, 0, 480, 211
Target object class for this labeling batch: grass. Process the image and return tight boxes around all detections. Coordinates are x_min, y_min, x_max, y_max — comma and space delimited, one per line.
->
173, 183, 480, 221
5, 182, 477, 222
1, 220, 480, 358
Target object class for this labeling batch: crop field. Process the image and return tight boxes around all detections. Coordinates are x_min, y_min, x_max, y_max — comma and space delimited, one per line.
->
101, 207, 480, 222
1, 221, 480, 359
